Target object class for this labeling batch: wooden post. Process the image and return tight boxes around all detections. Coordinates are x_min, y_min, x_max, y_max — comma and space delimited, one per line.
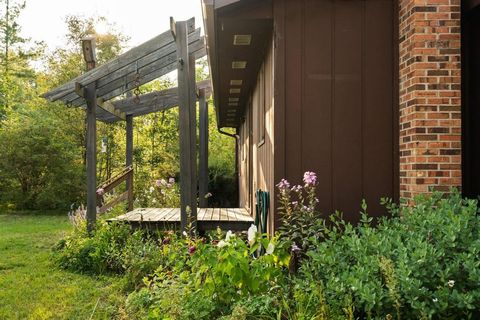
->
82, 37, 97, 233
188, 52, 198, 226
172, 18, 194, 232
199, 89, 209, 208
126, 114, 134, 212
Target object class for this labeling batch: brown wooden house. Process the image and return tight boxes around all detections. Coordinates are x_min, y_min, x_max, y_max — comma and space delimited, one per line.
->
202, 0, 474, 231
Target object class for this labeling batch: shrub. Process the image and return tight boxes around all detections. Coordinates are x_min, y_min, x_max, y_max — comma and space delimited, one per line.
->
297, 190, 480, 319
56, 171, 480, 320
54, 220, 164, 289
137, 227, 290, 319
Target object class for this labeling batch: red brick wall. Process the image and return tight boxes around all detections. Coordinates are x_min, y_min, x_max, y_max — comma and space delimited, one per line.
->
398, 0, 461, 200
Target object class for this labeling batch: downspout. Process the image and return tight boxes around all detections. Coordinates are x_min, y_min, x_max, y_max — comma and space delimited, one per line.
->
218, 127, 240, 207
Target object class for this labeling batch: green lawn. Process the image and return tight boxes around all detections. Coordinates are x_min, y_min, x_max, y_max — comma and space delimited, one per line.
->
0, 214, 126, 320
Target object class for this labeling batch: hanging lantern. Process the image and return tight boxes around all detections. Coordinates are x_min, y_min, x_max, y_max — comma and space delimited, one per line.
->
101, 137, 107, 153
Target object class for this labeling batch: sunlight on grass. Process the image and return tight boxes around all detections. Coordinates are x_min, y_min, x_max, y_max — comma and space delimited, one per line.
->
0, 214, 126, 319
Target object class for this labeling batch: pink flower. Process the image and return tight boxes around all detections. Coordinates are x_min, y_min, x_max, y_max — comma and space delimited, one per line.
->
276, 179, 290, 191
155, 180, 162, 187
205, 192, 212, 198
96, 188, 105, 196
303, 171, 317, 186
169, 177, 175, 184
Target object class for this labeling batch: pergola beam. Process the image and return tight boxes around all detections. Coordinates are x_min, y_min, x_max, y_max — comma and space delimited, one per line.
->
43, 18, 196, 102
66, 32, 204, 107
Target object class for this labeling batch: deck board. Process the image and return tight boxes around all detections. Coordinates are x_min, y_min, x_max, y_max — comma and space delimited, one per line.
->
110, 207, 253, 231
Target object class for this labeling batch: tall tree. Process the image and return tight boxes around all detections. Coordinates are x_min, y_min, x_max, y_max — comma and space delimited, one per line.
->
0, 0, 41, 120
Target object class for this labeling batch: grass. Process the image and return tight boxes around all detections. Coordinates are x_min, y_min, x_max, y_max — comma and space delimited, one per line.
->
0, 214, 126, 320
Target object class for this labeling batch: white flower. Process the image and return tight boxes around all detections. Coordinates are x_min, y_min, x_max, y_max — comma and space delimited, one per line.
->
225, 230, 233, 241
247, 224, 257, 245
433, 298, 438, 303
149, 186, 155, 193
266, 242, 275, 255
448, 280, 455, 288
217, 240, 229, 248
182, 231, 188, 237
152, 199, 157, 203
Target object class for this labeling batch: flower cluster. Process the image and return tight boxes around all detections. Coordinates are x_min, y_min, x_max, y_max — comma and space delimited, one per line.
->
216, 224, 276, 255
276, 171, 319, 217
155, 177, 175, 188
136, 176, 180, 208
303, 171, 317, 186
276, 179, 290, 193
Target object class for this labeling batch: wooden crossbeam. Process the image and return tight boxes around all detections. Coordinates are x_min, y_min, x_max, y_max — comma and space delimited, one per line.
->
97, 98, 126, 120
97, 79, 211, 122
66, 32, 203, 107
43, 18, 196, 102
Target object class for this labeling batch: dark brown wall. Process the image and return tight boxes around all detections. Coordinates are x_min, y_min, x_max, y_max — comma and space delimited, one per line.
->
274, 0, 398, 224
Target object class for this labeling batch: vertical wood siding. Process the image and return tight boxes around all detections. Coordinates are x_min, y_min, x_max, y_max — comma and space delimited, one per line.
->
274, 0, 397, 223
238, 39, 275, 229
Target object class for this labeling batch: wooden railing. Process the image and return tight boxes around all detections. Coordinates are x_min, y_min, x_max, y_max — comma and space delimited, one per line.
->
96, 165, 133, 214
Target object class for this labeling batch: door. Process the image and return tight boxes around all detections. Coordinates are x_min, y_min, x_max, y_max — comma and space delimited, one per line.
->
462, 3, 480, 198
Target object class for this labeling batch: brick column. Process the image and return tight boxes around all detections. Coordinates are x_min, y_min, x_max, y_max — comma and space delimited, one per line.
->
398, 0, 461, 200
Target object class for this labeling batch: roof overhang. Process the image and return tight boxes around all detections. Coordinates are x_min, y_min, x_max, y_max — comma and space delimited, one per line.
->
202, 0, 273, 128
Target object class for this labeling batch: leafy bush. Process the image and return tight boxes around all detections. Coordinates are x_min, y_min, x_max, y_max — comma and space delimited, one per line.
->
128, 227, 290, 319
55, 220, 164, 289
55, 172, 480, 320
296, 191, 480, 319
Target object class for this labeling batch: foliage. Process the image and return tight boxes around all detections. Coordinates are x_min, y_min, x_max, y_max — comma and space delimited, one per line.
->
0, 105, 84, 210
295, 190, 480, 319
0, 0, 44, 120
137, 227, 290, 319
55, 220, 164, 291
53, 180, 480, 319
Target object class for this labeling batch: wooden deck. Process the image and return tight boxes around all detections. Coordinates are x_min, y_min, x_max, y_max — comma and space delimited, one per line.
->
110, 207, 254, 231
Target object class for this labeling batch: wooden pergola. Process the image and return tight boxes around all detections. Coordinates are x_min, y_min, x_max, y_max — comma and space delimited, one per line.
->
42, 18, 232, 232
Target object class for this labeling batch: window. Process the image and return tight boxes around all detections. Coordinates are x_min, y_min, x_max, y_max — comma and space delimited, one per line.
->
258, 63, 266, 146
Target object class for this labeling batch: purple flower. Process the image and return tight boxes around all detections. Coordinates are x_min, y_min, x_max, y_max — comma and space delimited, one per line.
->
303, 171, 317, 186
155, 180, 162, 187
291, 185, 302, 192
188, 246, 196, 255
169, 177, 175, 184
96, 188, 105, 196
162, 237, 171, 245
276, 179, 291, 191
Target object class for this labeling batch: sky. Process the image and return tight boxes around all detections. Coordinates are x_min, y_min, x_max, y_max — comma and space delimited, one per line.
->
18, 0, 203, 51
